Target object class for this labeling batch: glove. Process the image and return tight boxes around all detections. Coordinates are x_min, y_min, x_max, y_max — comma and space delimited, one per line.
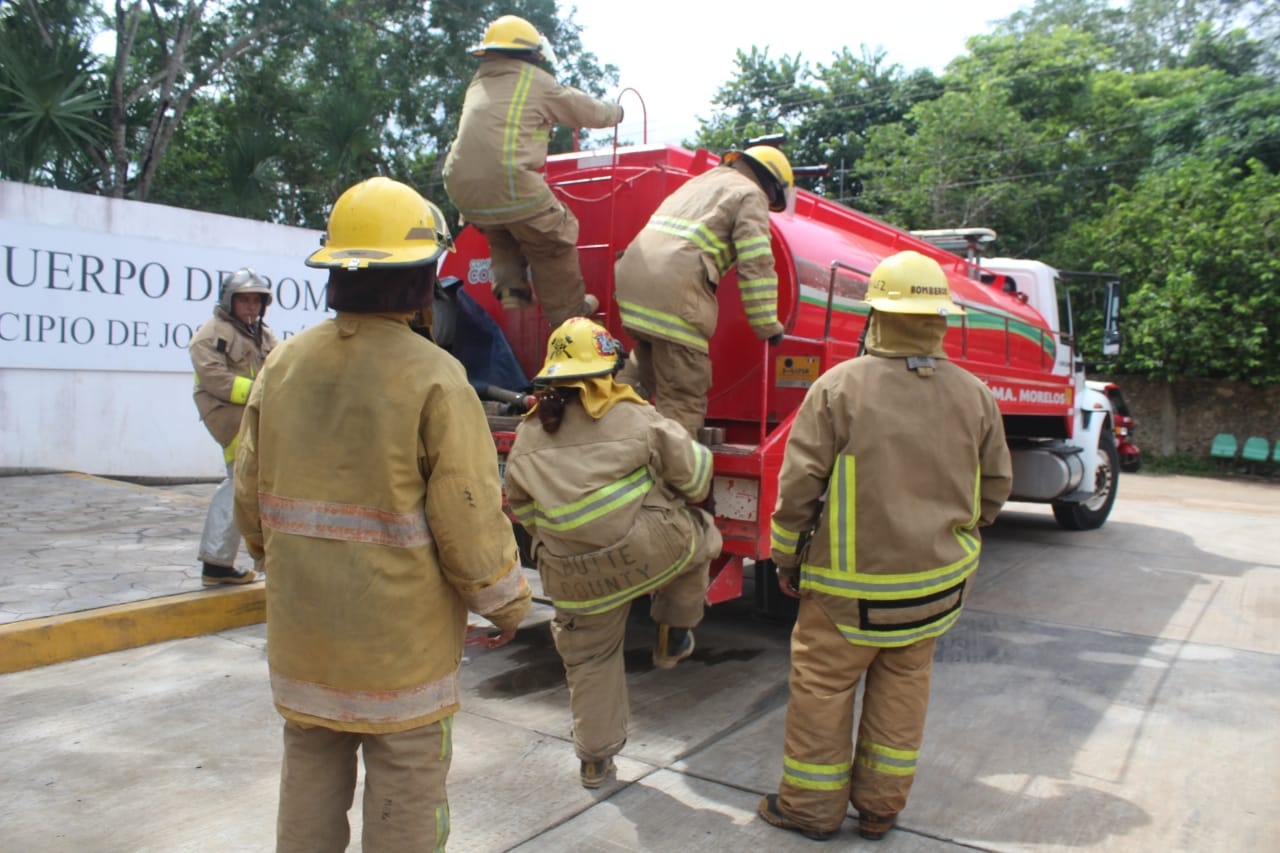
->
767, 333, 784, 347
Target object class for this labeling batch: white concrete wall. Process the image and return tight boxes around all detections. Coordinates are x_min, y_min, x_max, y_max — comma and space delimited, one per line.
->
1, 181, 330, 478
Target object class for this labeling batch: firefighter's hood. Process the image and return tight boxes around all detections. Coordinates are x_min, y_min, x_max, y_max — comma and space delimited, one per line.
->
866, 312, 948, 359
534, 374, 648, 419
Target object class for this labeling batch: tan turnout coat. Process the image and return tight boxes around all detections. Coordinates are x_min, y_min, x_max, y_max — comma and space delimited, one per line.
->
234, 313, 531, 733
503, 400, 719, 615
614, 163, 785, 351
443, 56, 622, 226
189, 308, 277, 447
770, 351, 1013, 646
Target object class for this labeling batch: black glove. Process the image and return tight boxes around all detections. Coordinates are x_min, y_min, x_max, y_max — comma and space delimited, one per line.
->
767, 333, 784, 347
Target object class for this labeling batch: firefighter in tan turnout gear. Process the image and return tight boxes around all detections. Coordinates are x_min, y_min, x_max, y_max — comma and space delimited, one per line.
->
757, 251, 1013, 842
189, 267, 278, 585
614, 144, 793, 438
443, 14, 623, 328
503, 317, 723, 789
233, 177, 532, 853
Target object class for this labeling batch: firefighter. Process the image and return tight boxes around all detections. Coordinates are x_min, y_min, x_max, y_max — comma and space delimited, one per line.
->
233, 176, 532, 852
443, 14, 623, 329
503, 317, 723, 789
757, 250, 1013, 842
188, 267, 278, 585
613, 144, 793, 438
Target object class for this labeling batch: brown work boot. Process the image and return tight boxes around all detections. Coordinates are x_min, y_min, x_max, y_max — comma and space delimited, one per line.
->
757, 794, 837, 841
652, 624, 695, 669
579, 757, 615, 789
857, 810, 897, 840
496, 288, 534, 311
201, 562, 257, 586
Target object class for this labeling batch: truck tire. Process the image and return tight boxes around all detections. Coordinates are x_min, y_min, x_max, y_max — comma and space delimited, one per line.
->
1052, 428, 1119, 530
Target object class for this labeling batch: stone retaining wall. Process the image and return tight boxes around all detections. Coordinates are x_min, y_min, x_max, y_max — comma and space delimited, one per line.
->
1096, 376, 1280, 458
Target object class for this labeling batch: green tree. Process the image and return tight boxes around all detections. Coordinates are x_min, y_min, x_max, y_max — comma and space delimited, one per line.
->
149, 0, 616, 225
1060, 157, 1280, 383
692, 46, 941, 202
0, 0, 109, 189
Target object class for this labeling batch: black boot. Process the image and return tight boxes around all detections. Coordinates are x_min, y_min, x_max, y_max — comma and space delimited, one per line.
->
653, 624, 695, 669
201, 561, 257, 586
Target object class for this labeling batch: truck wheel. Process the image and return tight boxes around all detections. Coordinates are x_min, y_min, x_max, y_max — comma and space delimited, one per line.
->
752, 559, 799, 624
1052, 429, 1119, 530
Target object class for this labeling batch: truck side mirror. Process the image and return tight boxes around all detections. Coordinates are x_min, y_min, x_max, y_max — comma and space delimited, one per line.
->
1102, 279, 1122, 357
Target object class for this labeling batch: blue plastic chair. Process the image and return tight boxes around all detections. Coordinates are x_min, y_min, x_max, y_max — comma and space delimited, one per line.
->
1241, 436, 1271, 475
1210, 433, 1238, 473
1210, 433, 1238, 459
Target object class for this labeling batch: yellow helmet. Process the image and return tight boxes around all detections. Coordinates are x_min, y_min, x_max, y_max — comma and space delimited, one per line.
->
470, 15, 544, 56
306, 177, 454, 270
724, 145, 794, 212
866, 250, 965, 316
533, 317, 624, 383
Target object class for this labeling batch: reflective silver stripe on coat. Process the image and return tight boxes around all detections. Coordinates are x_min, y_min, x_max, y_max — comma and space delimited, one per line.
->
459, 560, 528, 616
259, 492, 433, 548
270, 666, 460, 724
676, 443, 713, 498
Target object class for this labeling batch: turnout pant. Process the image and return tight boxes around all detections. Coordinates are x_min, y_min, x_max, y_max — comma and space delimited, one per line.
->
478, 200, 587, 329
198, 460, 240, 568
616, 335, 712, 440
277, 718, 452, 853
550, 545, 710, 762
777, 597, 936, 831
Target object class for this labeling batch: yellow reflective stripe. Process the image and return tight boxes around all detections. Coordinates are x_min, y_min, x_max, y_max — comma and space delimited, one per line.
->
459, 559, 529, 615
806, 449, 983, 600
531, 468, 652, 532
647, 215, 732, 271
771, 518, 800, 554
270, 666, 459, 724
827, 455, 855, 575
439, 716, 453, 759
509, 501, 535, 525
782, 755, 852, 791
618, 299, 709, 351
834, 607, 964, 647
433, 804, 450, 853
229, 374, 253, 405
502, 64, 536, 202
222, 434, 240, 464
739, 276, 778, 293
735, 234, 772, 261
551, 530, 698, 614
259, 492, 433, 548
676, 443, 712, 497
800, 549, 979, 599
856, 738, 919, 776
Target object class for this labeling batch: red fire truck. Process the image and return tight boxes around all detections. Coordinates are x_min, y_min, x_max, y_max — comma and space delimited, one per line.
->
437, 143, 1123, 615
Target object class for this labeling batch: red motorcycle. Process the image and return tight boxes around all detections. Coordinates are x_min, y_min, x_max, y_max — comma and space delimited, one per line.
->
1090, 381, 1142, 472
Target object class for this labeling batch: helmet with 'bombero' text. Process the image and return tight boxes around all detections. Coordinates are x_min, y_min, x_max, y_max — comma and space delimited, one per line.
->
866, 250, 965, 316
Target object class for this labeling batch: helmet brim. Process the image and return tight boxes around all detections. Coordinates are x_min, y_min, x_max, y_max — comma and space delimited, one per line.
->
306, 243, 448, 270
865, 298, 966, 316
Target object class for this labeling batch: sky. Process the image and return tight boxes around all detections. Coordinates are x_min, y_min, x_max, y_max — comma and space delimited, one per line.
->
563, 0, 1034, 145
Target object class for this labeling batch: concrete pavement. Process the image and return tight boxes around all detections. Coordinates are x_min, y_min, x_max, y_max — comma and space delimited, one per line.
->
1, 470, 1278, 852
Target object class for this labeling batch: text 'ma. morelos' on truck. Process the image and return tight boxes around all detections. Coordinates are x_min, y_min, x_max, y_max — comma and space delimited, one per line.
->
435, 140, 1125, 617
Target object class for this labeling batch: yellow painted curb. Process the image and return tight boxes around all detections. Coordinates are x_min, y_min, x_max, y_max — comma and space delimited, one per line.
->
0, 584, 265, 674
